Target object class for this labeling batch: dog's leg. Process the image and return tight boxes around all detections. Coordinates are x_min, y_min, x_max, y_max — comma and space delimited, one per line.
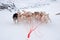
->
27, 17, 31, 24
17, 17, 21, 23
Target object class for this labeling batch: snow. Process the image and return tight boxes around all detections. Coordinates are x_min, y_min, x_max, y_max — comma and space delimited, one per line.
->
0, 0, 60, 40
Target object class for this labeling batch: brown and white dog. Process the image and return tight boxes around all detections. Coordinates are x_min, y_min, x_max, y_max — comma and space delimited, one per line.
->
12, 11, 22, 23
39, 12, 51, 23
22, 10, 33, 23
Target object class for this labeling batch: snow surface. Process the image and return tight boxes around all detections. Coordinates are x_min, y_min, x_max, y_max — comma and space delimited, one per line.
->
0, 0, 60, 40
